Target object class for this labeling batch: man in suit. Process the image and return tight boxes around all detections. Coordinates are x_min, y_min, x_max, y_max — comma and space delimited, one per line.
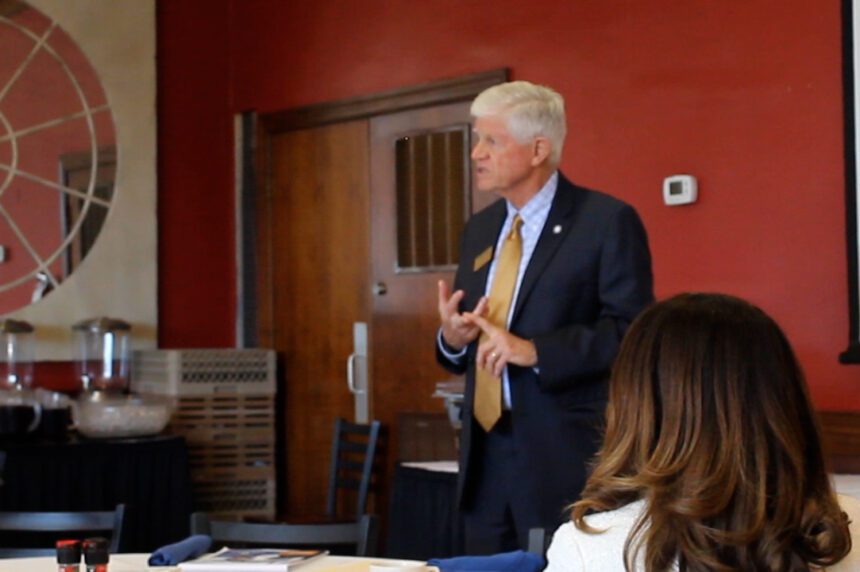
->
436, 81, 653, 554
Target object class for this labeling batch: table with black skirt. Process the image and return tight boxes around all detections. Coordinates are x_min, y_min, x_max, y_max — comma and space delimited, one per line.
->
386, 461, 465, 560
0, 433, 193, 551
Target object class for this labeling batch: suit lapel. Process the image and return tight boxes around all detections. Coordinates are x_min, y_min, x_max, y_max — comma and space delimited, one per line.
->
462, 201, 507, 307
510, 176, 579, 324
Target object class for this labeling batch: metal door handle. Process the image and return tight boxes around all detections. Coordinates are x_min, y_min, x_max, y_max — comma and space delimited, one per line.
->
372, 282, 387, 296
347, 352, 364, 395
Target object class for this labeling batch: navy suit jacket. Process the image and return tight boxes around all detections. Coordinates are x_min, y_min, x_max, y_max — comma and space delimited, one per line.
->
437, 173, 654, 527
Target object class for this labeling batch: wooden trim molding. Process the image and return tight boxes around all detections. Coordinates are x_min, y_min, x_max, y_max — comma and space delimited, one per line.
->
819, 410, 860, 473
260, 68, 508, 133
254, 117, 275, 351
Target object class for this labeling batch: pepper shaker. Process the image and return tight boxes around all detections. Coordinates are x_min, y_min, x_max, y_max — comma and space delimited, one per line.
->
82, 537, 109, 572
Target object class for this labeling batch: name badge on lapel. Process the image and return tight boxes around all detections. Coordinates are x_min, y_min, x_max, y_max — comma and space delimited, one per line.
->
473, 246, 493, 271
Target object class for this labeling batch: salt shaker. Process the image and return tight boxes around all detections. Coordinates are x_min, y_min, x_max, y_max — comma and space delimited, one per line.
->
82, 537, 109, 572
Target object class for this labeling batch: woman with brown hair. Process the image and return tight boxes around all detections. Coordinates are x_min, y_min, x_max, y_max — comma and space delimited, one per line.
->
544, 293, 858, 571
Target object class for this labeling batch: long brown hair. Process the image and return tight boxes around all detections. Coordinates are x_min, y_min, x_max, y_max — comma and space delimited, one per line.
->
572, 293, 851, 571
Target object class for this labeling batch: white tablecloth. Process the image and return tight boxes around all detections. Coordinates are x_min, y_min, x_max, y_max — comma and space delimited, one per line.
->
0, 553, 427, 571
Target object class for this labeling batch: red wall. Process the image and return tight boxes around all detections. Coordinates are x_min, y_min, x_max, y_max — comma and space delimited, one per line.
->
157, 0, 858, 409
158, 0, 236, 348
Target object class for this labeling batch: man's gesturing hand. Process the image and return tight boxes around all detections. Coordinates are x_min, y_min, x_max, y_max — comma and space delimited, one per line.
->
438, 280, 487, 351
463, 312, 538, 377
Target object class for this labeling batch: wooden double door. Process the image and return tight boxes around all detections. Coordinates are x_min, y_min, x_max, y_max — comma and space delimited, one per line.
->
255, 73, 503, 518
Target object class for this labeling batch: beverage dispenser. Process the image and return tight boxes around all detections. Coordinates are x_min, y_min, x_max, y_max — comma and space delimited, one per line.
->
73, 317, 131, 394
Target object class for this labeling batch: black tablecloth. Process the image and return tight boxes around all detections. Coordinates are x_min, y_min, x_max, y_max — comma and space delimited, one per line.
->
386, 464, 464, 560
0, 434, 193, 551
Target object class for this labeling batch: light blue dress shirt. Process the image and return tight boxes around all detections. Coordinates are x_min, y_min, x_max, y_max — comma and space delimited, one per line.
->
439, 171, 558, 408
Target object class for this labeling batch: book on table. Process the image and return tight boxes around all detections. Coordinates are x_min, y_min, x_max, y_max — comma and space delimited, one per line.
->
178, 547, 329, 571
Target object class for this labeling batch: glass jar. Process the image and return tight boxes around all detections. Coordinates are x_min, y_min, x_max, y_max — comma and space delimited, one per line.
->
0, 319, 34, 390
72, 317, 131, 394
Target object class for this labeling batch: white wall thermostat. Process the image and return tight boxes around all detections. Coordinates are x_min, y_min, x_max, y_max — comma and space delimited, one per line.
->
663, 174, 698, 206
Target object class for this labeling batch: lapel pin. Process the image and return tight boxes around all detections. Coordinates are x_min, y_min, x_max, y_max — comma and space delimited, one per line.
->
553, 225, 562, 234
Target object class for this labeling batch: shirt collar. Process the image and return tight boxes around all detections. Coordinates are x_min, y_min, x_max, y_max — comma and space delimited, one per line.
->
505, 171, 558, 224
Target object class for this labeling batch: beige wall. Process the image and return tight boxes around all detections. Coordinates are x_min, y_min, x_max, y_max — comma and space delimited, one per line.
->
10, 0, 157, 359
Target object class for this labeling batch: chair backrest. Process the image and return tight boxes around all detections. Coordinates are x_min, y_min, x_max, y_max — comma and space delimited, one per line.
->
326, 417, 382, 519
527, 527, 550, 556
190, 512, 379, 557
0, 504, 127, 558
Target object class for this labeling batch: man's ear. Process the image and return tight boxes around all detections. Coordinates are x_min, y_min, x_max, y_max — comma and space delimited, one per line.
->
531, 137, 552, 166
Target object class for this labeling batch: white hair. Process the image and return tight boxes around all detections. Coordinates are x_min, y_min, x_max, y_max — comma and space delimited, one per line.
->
470, 81, 567, 165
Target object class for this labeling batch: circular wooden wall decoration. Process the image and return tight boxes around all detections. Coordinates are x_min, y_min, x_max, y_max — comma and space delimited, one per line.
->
0, 0, 116, 314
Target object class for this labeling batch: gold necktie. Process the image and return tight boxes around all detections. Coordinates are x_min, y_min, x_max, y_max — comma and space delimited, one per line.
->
474, 215, 523, 432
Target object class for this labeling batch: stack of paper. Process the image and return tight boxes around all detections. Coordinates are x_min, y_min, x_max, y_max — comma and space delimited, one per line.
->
179, 547, 328, 571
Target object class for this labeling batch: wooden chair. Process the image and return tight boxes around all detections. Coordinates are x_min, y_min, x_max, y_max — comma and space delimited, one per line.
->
190, 512, 379, 557
326, 417, 383, 520
0, 504, 127, 558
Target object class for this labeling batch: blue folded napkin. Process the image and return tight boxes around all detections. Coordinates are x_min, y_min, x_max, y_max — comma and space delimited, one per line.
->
148, 534, 213, 566
428, 550, 546, 572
